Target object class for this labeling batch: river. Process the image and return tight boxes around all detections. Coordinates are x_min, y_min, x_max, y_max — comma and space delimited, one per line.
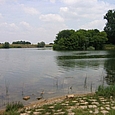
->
0, 48, 115, 107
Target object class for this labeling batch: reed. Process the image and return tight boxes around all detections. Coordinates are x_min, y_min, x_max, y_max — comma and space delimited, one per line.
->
96, 84, 115, 98
3, 101, 24, 115
5, 80, 10, 96
90, 82, 93, 93
84, 76, 87, 89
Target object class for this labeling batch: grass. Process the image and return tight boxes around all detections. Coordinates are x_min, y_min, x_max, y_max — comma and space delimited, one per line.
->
103, 44, 115, 50
72, 108, 90, 115
2, 101, 24, 115
95, 84, 115, 98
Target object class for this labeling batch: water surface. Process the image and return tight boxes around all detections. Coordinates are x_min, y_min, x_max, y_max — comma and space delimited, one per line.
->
0, 48, 115, 107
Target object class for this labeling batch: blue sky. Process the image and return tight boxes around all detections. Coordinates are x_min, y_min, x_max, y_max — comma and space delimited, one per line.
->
0, 0, 115, 44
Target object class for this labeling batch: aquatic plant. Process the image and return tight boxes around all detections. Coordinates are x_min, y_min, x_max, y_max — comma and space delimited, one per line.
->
5, 101, 24, 112
96, 85, 115, 98
84, 76, 87, 89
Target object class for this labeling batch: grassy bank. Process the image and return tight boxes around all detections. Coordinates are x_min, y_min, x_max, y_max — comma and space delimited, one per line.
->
103, 44, 115, 50
0, 44, 37, 48
10, 44, 37, 48
1, 85, 115, 115
0, 44, 53, 48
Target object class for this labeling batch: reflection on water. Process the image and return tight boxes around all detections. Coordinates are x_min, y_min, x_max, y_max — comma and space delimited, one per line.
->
104, 51, 115, 85
0, 49, 115, 108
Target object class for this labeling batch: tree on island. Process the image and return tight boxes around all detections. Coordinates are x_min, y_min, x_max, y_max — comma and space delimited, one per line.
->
2, 42, 10, 48
104, 9, 115, 44
53, 29, 107, 50
37, 41, 45, 48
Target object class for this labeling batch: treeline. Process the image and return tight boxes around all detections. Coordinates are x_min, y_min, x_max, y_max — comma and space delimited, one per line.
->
12, 41, 31, 44
0, 41, 47, 48
53, 29, 107, 50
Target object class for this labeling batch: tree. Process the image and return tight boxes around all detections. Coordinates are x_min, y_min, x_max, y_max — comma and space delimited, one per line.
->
104, 9, 115, 44
3, 42, 10, 48
76, 29, 89, 50
12, 41, 31, 44
87, 29, 107, 50
54, 29, 75, 44
53, 29, 108, 51
37, 41, 45, 47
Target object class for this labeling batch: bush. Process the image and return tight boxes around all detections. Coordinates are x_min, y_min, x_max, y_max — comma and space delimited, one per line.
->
87, 46, 95, 50
2, 42, 10, 48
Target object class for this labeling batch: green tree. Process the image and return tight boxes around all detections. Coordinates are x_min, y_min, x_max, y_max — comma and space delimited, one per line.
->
37, 41, 45, 47
87, 30, 107, 50
104, 9, 115, 44
3, 42, 10, 48
12, 41, 31, 44
76, 29, 89, 50
53, 29, 107, 51
54, 29, 75, 44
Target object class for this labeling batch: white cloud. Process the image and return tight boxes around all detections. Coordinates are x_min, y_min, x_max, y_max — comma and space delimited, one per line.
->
20, 21, 30, 28
0, 0, 5, 4
80, 19, 106, 30
0, 22, 8, 27
21, 5, 39, 15
61, 0, 98, 5
0, 22, 19, 36
50, 0, 55, 3
61, 0, 77, 4
60, 7, 78, 19
19, 21, 32, 31
9, 23, 19, 30
59, 0, 115, 30
0, 13, 3, 18
39, 14, 64, 22
60, 7, 68, 12
34, 22, 67, 43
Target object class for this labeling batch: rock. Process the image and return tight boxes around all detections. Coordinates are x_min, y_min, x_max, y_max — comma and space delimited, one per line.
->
23, 96, 30, 101
66, 94, 75, 99
37, 97, 42, 100
79, 105, 87, 109
33, 112, 41, 115
101, 110, 109, 114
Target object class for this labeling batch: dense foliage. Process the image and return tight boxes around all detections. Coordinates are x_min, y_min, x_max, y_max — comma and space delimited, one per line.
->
53, 29, 108, 50
104, 9, 115, 44
12, 41, 31, 44
2, 42, 10, 48
37, 41, 45, 47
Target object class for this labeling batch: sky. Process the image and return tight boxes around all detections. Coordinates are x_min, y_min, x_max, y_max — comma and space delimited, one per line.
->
0, 0, 115, 44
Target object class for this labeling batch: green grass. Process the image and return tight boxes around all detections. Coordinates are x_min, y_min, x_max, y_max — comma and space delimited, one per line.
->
72, 108, 90, 115
96, 85, 115, 98
104, 44, 115, 50
3, 101, 24, 115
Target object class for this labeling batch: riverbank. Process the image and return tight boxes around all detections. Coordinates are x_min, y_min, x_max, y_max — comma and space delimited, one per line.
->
19, 93, 115, 115
1, 92, 115, 115
0, 93, 94, 115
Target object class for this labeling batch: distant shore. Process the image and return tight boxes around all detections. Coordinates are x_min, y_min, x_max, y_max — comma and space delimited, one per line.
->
0, 43, 115, 50
0, 44, 53, 48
